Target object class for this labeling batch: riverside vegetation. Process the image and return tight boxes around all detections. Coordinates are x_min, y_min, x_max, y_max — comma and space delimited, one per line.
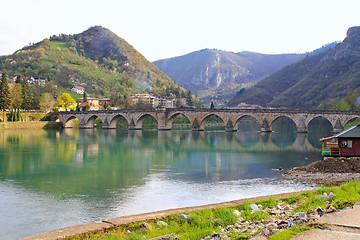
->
66, 180, 360, 240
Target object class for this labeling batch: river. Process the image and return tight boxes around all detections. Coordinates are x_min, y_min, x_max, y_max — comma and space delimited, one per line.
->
0, 121, 331, 239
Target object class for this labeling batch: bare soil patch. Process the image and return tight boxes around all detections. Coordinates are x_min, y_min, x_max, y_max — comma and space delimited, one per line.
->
283, 157, 360, 185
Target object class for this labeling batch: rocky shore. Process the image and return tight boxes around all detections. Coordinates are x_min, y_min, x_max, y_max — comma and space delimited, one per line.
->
283, 157, 360, 185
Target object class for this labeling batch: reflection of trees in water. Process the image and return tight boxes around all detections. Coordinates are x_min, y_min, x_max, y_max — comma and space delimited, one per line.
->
235, 131, 261, 147
271, 117, 297, 148
204, 131, 225, 148
237, 115, 261, 132
308, 117, 333, 149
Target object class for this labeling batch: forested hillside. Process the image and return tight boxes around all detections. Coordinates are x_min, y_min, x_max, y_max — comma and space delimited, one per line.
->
154, 49, 305, 106
0, 26, 187, 99
227, 26, 360, 110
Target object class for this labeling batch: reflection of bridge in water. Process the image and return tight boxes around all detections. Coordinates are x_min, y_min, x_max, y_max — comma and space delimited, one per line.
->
60, 129, 321, 153
56, 108, 360, 133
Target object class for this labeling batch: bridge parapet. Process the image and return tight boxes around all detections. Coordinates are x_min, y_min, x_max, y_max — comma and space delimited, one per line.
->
54, 108, 360, 133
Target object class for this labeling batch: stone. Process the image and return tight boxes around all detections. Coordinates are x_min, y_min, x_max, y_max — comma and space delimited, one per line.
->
316, 207, 324, 217
306, 209, 315, 215
140, 222, 152, 230
179, 214, 192, 219
157, 221, 168, 226
270, 209, 281, 215
293, 212, 307, 219
233, 209, 241, 217
325, 205, 337, 213
262, 228, 270, 237
276, 203, 284, 210
250, 203, 260, 213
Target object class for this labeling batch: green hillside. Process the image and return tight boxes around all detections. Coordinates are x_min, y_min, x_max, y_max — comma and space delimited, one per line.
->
0, 26, 185, 98
227, 26, 360, 109
153, 49, 305, 106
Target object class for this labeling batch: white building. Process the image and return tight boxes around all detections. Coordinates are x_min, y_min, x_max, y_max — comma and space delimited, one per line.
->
71, 86, 85, 95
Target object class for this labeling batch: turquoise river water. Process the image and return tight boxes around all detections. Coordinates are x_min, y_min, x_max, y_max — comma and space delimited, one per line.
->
0, 122, 331, 239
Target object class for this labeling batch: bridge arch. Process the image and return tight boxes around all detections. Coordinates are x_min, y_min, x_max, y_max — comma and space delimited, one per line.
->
307, 116, 334, 132
198, 113, 225, 131
108, 114, 130, 129
166, 112, 192, 129
134, 113, 158, 129
62, 115, 79, 128
269, 115, 297, 133
82, 114, 102, 128
234, 115, 262, 132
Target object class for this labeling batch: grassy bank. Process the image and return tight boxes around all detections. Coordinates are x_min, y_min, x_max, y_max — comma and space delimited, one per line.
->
66, 180, 360, 240
0, 121, 62, 129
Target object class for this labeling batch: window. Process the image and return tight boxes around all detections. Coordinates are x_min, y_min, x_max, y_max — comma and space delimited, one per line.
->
341, 140, 353, 148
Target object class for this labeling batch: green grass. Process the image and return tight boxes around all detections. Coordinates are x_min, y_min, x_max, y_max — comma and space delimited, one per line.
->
269, 225, 311, 240
344, 120, 360, 130
66, 180, 360, 240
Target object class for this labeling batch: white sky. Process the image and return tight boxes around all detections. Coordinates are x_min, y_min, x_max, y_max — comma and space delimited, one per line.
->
0, 0, 359, 61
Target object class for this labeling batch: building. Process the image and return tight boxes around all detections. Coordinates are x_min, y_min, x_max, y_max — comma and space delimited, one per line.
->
129, 93, 186, 108
29, 76, 46, 87
76, 97, 99, 110
320, 123, 360, 157
71, 86, 85, 95
99, 99, 110, 108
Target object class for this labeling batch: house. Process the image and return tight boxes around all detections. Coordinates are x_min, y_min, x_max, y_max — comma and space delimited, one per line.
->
71, 86, 85, 95
129, 93, 186, 108
320, 123, 360, 157
77, 97, 99, 110
99, 98, 110, 108
29, 76, 46, 86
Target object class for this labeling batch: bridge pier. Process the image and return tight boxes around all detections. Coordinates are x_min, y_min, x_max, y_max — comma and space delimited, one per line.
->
297, 126, 308, 133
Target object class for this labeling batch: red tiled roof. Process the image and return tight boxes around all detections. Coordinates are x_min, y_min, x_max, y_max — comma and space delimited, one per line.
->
73, 86, 85, 89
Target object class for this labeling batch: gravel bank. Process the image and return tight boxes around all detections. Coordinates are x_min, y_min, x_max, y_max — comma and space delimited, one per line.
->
283, 157, 360, 185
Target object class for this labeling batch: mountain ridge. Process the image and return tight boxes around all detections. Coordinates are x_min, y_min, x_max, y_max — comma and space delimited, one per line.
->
0, 26, 187, 99
227, 26, 360, 109
153, 49, 306, 106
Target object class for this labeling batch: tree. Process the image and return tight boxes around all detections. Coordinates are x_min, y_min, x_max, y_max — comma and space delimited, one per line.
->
9, 83, 22, 121
20, 80, 32, 110
0, 72, 11, 121
186, 90, 193, 106
54, 93, 76, 111
40, 93, 55, 113
83, 91, 87, 102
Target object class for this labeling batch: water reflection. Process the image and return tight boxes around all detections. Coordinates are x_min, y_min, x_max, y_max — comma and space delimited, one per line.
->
0, 128, 324, 195
0, 128, 327, 239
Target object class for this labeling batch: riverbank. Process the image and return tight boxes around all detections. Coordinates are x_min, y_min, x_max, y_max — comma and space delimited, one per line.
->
283, 157, 360, 185
22, 180, 360, 240
0, 121, 62, 129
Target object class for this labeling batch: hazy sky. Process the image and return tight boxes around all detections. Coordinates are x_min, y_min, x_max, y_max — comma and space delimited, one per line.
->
0, 0, 359, 61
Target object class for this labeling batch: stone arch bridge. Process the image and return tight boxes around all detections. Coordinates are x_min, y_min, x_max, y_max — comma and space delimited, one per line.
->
55, 108, 360, 133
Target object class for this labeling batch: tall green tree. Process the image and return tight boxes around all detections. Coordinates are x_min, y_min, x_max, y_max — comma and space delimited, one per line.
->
186, 90, 193, 106
0, 72, 11, 121
20, 80, 33, 110
40, 93, 55, 113
10, 83, 23, 121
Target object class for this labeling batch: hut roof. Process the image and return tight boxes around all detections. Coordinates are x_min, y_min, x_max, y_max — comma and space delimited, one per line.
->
320, 123, 360, 141
335, 123, 360, 138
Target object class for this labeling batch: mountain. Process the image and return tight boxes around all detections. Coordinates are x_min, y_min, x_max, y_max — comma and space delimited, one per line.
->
227, 27, 360, 109
0, 26, 186, 98
153, 49, 305, 106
